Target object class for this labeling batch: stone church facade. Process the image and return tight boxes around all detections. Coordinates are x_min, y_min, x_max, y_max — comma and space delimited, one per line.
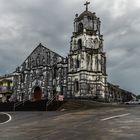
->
12, 44, 68, 101
0, 2, 136, 102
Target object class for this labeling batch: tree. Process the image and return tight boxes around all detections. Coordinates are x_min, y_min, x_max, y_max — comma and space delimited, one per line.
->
136, 95, 140, 99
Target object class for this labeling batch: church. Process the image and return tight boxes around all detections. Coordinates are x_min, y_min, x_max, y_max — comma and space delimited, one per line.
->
0, 2, 135, 103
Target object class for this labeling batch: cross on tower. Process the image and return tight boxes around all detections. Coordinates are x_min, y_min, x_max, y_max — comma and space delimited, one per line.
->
84, 1, 90, 11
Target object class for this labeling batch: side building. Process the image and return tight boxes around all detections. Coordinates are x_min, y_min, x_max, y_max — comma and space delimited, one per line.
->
106, 82, 136, 103
0, 74, 14, 102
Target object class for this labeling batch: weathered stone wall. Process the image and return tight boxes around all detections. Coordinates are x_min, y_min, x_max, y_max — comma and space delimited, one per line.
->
11, 44, 67, 101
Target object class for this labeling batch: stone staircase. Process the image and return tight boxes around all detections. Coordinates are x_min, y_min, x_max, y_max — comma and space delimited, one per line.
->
58, 99, 89, 111
13, 100, 47, 111
47, 100, 66, 111
0, 99, 109, 111
0, 99, 65, 111
58, 99, 109, 111
0, 102, 14, 111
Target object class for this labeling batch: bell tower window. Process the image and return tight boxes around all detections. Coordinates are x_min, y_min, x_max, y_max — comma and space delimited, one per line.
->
76, 59, 80, 68
78, 39, 82, 49
70, 58, 74, 69
78, 23, 83, 32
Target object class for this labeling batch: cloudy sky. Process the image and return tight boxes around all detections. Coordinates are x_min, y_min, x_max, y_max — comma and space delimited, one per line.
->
0, 0, 140, 94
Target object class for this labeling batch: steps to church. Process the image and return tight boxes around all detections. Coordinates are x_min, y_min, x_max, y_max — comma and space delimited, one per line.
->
0, 99, 124, 111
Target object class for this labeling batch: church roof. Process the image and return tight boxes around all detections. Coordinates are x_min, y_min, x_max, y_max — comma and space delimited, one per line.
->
78, 10, 95, 20
14, 43, 65, 72
76, 1, 96, 21
25, 43, 64, 61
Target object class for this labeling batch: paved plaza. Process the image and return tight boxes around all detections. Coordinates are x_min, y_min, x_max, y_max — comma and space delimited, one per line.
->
0, 105, 140, 140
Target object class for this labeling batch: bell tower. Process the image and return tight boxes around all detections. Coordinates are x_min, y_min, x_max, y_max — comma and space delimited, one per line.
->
67, 1, 107, 100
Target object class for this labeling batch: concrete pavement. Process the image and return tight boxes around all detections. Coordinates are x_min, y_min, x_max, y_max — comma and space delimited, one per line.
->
0, 105, 140, 140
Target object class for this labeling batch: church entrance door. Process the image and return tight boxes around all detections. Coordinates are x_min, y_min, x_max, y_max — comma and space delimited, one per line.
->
33, 86, 42, 101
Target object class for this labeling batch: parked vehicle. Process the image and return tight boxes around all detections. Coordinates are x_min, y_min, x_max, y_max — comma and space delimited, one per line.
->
125, 100, 140, 105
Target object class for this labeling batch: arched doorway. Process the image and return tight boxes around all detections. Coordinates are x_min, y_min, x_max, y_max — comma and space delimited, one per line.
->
33, 86, 42, 101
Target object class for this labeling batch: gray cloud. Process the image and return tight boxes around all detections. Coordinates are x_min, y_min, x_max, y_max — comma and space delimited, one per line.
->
0, 0, 140, 94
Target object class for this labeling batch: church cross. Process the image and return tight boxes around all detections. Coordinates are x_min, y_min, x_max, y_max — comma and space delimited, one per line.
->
84, 1, 90, 11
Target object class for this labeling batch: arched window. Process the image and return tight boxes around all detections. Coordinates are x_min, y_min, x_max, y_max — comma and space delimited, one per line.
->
27, 60, 30, 69
54, 65, 57, 78
70, 58, 74, 69
73, 40, 77, 50
78, 39, 82, 49
78, 23, 83, 32
76, 59, 80, 68
74, 81, 79, 92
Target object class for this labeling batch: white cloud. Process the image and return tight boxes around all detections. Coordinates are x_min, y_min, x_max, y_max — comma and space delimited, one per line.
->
111, 0, 127, 17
